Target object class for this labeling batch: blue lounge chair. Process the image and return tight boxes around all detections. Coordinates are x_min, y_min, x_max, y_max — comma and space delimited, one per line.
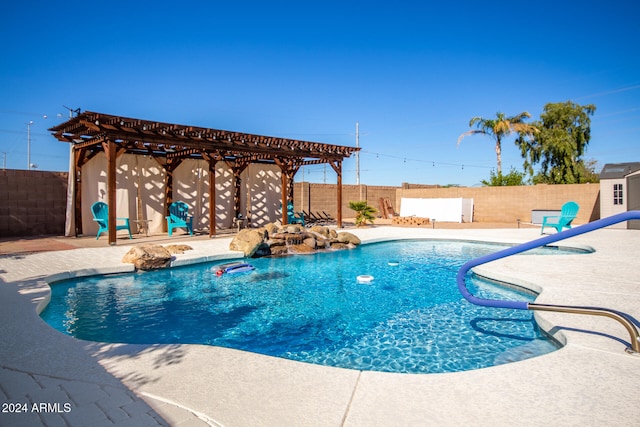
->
286, 202, 305, 226
166, 201, 194, 236
540, 201, 579, 234
91, 201, 132, 240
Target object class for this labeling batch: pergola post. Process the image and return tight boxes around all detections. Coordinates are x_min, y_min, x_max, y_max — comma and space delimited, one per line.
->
104, 138, 117, 245
276, 158, 298, 225
281, 168, 288, 225
330, 160, 343, 228
73, 147, 84, 237
162, 158, 181, 232
229, 161, 249, 222
208, 159, 216, 237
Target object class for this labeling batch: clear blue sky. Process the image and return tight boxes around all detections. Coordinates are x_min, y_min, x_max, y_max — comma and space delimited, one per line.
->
1, 1, 639, 186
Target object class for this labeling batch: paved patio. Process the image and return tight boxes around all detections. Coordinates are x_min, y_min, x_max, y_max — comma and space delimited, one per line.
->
1, 225, 639, 426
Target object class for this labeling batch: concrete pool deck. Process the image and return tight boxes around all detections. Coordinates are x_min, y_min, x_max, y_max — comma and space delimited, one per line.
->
1, 226, 639, 426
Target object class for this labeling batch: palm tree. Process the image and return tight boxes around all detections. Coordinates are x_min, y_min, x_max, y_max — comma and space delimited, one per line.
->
348, 201, 377, 227
457, 112, 537, 174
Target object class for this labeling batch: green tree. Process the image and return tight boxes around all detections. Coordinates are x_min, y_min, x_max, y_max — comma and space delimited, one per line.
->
481, 168, 528, 186
348, 201, 377, 227
458, 112, 538, 174
531, 158, 600, 184
578, 158, 601, 183
518, 101, 596, 184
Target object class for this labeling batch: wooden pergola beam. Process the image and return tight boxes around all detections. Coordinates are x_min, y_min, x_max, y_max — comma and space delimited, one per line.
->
330, 160, 343, 228
105, 138, 117, 245
49, 111, 359, 241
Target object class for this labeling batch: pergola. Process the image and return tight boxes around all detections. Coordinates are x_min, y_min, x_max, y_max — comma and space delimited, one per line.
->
49, 111, 359, 244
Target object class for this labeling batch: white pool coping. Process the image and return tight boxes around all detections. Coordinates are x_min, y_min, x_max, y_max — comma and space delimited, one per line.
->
1, 226, 639, 426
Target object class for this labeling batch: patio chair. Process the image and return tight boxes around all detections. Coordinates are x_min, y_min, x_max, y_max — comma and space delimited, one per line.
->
166, 201, 194, 236
286, 202, 305, 226
305, 211, 325, 224
302, 211, 318, 225
91, 201, 132, 240
321, 211, 336, 222
540, 201, 579, 234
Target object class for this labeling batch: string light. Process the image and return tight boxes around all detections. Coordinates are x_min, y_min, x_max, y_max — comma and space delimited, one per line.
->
359, 149, 493, 170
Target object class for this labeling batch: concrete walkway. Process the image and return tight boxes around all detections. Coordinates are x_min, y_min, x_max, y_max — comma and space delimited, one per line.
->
1, 226, 639, 426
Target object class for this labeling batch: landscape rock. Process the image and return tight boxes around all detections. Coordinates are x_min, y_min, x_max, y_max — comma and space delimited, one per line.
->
229, 226, 361, 258
280, 224, 305, 234
269, 245, 290, 256
309, 225, 330, 237
122, 244, 173, 270
330, 242, 356, 250
264, 222, 279, 236
303, 237, 317, 249
337, 232, 361, 245
267, 238, 286, 247
289, 243, 316, 254
230, 229, 265, 257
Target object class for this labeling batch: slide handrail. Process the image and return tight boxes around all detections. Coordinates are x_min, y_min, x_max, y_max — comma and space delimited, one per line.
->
456, 210, 640, 354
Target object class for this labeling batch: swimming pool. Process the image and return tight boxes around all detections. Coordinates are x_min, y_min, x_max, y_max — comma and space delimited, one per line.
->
41, 240, 577, 373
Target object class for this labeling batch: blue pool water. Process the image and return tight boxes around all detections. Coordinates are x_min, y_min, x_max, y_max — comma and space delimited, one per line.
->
41, 240, 575, 373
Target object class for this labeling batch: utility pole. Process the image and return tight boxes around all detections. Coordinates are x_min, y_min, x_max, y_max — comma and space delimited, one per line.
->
355, 122, 360, 185
2, 152, 6, 170
27, 121, 33, 170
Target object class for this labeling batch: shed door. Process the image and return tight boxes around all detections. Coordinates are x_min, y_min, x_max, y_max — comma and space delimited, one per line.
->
627, 174, 640, 229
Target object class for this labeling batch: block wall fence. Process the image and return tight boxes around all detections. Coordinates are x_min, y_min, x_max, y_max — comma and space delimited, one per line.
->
0, 169, 600, 237
294, 182, 601, 226
0, 170, 69, 237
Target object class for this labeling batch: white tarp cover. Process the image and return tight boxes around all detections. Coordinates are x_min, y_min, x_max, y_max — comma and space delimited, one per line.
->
399, 197, 474, 223
69, 153, 283, 237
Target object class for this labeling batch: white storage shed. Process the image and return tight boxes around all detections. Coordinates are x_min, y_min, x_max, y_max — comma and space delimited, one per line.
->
599, 162, 640, 229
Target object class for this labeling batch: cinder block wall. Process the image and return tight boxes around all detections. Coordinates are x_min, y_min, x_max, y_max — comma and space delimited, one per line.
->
294, 183, 398, 219
296, 182, 600, 225
396, 183, 600, 225
0, 170, 601, 237
0, 170, 68, 237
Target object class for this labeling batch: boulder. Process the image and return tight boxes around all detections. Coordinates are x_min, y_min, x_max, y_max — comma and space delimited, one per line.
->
279, 224, 305, 234
264, 222, 279, 237
315, 236, 330, 249
122, 244, 173, 270
289, 243, 316, 254
269, 245, 290, 256
227, 224, 360, 258
230, 229, 265, 257
337, 232, 361, 245
303, 236, 317, 249
267, 238, 286, 247
309, 225, 330, 237
330, 242, 356, 250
